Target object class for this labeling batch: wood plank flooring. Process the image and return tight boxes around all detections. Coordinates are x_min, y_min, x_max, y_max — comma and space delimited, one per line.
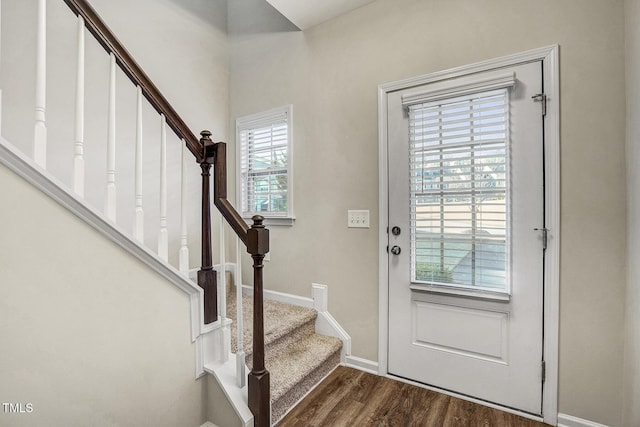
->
277, 366, 550, 427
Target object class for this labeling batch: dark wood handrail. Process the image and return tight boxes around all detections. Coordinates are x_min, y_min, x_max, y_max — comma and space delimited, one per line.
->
212, 141, 250, 244
62, 0, 203, 162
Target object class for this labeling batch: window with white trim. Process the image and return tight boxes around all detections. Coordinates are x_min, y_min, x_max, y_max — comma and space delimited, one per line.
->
236, 105, 293, 223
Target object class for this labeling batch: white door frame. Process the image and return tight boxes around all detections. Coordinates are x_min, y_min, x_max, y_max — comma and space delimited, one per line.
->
377, 45, 560, 425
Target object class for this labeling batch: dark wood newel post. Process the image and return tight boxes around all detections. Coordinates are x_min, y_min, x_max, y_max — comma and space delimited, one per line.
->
198, 130, 217, 324
247, 215, 270, 427
209, 141, 270, 424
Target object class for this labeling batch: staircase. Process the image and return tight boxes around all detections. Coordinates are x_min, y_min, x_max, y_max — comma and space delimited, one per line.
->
227, 285, 342, 424
0, 1, 348, 425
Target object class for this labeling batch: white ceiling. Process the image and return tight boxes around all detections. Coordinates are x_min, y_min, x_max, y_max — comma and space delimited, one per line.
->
265, 0, 376, 30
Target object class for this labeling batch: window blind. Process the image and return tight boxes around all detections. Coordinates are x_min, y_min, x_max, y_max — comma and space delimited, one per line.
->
239, 112, 289, 217
409, 89, 509, 290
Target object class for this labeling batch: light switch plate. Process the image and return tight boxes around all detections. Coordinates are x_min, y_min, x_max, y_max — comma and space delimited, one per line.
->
348, 210, 370, 228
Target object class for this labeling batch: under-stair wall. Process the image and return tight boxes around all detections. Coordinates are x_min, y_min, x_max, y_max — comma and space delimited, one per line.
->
0, 162, 207, 427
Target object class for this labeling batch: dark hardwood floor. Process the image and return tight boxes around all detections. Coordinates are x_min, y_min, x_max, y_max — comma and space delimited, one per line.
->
277, 366, 550, 427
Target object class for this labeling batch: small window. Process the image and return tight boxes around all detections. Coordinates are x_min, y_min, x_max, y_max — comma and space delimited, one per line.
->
236, 105, 294, 224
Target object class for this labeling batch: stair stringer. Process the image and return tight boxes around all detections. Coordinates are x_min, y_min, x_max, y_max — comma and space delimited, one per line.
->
204, 354, 254, 427
0, 137, 225, 379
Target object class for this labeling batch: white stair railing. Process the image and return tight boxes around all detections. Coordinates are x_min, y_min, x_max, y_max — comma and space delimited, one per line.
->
158, 114, 169, 261
179, 141, 190, 273
105, 52, 117, 222
0, 0, 256, 395
33, 0, 47, 168
134, 86, 144, 243
235, 235, 246, 387
73, 15, 85, 197
0, 0, 205, 302
218, 219, 230, 362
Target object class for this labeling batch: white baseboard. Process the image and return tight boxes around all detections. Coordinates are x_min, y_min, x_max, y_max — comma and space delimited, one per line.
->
312, 283, 352, 359
344, 355, 379, 374
200, 422, 218, 427
557, 413, 610, 427
241, 284, 314, 309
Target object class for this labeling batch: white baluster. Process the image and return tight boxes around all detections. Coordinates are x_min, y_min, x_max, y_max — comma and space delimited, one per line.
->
219, 219, 229, 363
73, 16, 85, 196
105, 53, 116, 221
235, 237, 246, 387
158, 114, 168, 261
179, 140, 189, 273
133, 86, 144, 242
33, 0, 47, 167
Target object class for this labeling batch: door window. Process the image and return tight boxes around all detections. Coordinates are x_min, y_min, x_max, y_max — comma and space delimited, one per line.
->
409, 90, 509, 292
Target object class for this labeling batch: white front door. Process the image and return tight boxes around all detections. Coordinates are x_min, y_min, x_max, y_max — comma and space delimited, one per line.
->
387, 61, 545, 414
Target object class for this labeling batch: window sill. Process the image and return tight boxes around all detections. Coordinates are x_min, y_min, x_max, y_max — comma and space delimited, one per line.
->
243, 216, 295, 227
409, 282, 510, 302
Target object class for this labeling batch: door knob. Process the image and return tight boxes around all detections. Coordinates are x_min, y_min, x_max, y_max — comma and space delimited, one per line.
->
390, 245, 401, 255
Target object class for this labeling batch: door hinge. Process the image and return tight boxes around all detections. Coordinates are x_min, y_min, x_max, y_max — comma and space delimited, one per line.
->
534, 227, 548, 251
532, 93, 547, 117
541, 360, 546, 383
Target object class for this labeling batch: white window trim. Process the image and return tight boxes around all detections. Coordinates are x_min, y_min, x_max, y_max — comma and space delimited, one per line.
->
236, 105, 295, 226
401, 71, 516, 105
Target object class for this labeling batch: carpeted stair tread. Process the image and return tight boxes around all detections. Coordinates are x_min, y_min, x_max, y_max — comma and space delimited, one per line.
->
268, 333, 342, 424
225, 287, 343, 424
267, 333, 342, 402
227, 291, 317, 356
272, 346, 341, 424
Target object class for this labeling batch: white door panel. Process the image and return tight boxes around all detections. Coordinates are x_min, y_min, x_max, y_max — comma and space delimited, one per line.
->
387, 61, 544, 414
412, 301, 509, 362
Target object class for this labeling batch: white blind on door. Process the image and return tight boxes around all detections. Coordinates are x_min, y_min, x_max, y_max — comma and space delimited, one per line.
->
409, 89, 509, 290
239, 111, 289, 217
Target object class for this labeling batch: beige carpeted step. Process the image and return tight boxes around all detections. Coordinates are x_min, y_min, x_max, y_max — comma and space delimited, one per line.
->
226, 287, 343, 424
227, 290, 318, 359
269, 334, 342, 423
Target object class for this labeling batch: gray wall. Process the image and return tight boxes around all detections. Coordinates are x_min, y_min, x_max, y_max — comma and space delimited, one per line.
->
229, 0, 627, 425
625, 0, 640, 425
